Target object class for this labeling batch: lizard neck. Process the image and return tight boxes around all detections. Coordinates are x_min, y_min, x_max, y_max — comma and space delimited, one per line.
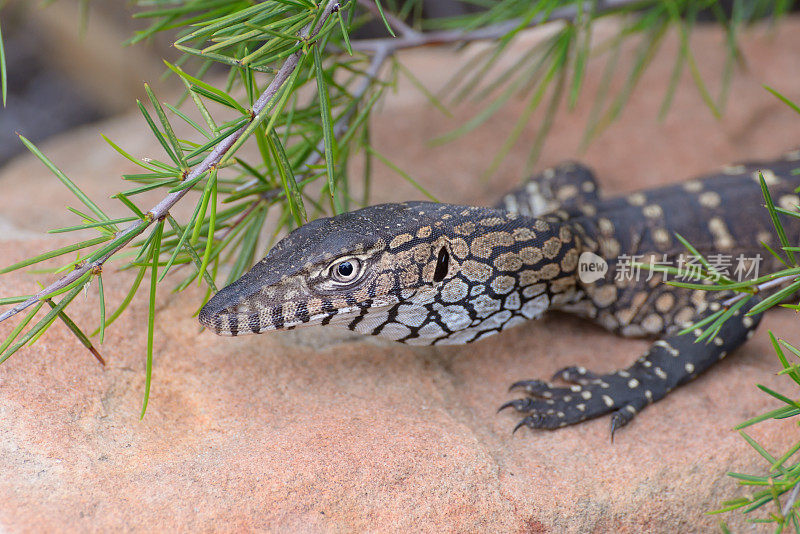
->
395, 210, 586, 345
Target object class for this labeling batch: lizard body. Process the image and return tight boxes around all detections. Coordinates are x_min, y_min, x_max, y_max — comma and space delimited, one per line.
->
199, 152, 800, 433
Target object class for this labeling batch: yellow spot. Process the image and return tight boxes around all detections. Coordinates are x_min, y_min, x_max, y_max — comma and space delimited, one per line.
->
643, 204, 663, 218
542, 237, 562, 259
627, 193, 646, 206
470, 231, 514, 258
682, 180, 703, 192
522, 283, 546, 298
495, 252, 522, 272
722, 164, 745, 175
479, 217, 504, 227
390, 233, 413, 249
655, 293, 674, 313
556, 185, 579, 202
519, 246, 543, 265
512, 228, 536, 242
461, 260, 493, 283
600, 238, 620, 259
653, 228, 670, 245
674, 307, 695, 326
598, 218, 614, 235
591, 285, 617, 308
519, 264, 560, 284
491, 275, 516, 294
454, 221, 476, 236
641, 314, 664, 334
698, 191, 721, 208
450, 238, 469, 259
779, 195, 800, 211
441, 279, 469, 303
306, 298, 323, 315
561, 249, 579, 272
708, 217, 734, 249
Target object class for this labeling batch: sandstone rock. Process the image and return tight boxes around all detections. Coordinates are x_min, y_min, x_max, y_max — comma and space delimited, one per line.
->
2, 15, 800, 532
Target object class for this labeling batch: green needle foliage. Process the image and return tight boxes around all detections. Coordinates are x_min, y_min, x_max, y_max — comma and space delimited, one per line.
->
636, 88, 800, 528
0, 0, 793, 418
710, 334, 800, 531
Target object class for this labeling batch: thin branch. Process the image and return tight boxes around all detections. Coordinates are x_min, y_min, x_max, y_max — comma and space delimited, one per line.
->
783, 481, 800, 517
721, 273, 799, 308
350, 0, 639, 53
356, 0, 422, 39
300, 43, 390, 176
0, 0, 342, 325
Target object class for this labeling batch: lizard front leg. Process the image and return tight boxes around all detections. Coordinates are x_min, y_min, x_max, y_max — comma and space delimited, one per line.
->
500, 295, 761, 435
497, 161, 600, 217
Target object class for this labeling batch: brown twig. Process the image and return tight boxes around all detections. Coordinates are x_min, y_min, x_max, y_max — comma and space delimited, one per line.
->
350, 0, 637, 53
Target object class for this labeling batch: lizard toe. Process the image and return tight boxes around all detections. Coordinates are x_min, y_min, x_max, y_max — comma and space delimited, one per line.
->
552, 365, 602, 385
508, 379, 581, 398
609, 398, 649, 440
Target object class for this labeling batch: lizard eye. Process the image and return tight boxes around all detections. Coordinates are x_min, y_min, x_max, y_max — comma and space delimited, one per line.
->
330, 258, 361, 283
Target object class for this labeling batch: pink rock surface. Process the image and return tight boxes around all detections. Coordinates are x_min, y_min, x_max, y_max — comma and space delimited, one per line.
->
2, 16, 800, 532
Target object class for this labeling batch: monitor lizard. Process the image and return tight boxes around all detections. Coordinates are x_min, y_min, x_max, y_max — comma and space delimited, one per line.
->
199, 152, 800, 435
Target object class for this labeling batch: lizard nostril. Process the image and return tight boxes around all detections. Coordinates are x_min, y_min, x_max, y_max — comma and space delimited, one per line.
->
433, 246, 449, 283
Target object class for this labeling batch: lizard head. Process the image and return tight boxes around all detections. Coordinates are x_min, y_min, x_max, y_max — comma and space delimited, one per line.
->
199, 201, 456, 338
200, 201, 579, 344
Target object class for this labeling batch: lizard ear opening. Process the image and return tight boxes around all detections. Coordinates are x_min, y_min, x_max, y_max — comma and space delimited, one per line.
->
433, 246, 449, 283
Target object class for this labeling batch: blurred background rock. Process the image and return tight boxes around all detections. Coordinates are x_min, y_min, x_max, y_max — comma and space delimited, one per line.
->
0, 1, 171, 166
0, 0, 478, 168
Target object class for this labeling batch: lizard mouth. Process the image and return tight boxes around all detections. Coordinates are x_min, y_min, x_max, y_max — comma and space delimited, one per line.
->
198, 298, 396, 336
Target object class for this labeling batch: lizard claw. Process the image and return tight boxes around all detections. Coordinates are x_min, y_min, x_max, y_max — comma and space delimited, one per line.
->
508, 379, 550, 394
498, 398, 532, 413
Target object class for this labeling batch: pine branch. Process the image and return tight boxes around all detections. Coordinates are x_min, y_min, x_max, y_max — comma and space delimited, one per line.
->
0, 0, 342, 326
299, 42, 390, 176
350, 0, 641, 53
721, 273, 800, 308
356, 0, 423, 39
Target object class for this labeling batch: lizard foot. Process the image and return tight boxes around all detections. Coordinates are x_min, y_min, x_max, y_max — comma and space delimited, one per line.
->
500, 369, 654, 436
501, 296, 763, 436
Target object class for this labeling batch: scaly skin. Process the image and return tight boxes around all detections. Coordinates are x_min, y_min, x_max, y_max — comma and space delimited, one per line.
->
199, 152, 800, 434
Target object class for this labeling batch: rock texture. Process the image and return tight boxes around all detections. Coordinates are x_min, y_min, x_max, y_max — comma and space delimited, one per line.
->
2, 16, 800, 533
